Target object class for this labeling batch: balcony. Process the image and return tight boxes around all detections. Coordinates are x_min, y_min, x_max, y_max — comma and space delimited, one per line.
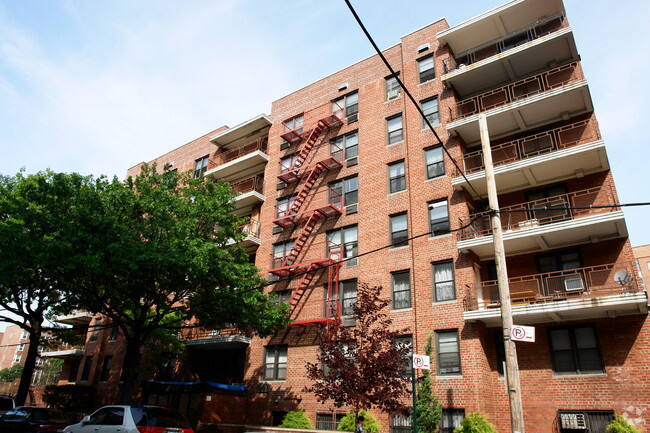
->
40, 348, 85, 359
463, 261, 648, 326
210, 114, 272, 149
205, 138, 269, 182
457, 186, 627, 259
440, 13, 577, 99
179, 326, 251, 350
53, 311, 94, 326
229, 219, 261, 251
452, 118, 607, 198
446, 62, 592, 145
230, 175, 265, 215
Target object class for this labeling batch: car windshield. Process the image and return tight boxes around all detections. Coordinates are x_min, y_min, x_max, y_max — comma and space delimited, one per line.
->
0, 397, 14, 411
131, 407, 191, 428
30, 408, 69, 423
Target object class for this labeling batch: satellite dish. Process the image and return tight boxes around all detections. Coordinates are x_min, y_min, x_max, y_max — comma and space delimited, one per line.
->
614, 270, 631, 286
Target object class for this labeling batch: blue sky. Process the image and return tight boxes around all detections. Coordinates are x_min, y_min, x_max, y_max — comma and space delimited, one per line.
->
0, 0, 648, 247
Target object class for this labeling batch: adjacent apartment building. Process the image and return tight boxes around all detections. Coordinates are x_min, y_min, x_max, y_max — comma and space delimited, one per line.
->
45, 0, 649, 432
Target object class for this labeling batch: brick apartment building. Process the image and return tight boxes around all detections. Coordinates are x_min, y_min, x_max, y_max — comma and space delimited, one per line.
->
45, 0, 649, 432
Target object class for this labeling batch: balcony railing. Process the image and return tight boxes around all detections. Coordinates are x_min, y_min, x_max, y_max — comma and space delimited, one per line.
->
455, 118, 600, 176
464, 261, 640, 311
178, 326, 251, 341
241, 219, 261, 238
443, 13, 567, 74
457, 185, 617, 241
449, 61, 580, 121
271, 240, 343, 270
208, 137, 268, 170
231, 175, 264, 196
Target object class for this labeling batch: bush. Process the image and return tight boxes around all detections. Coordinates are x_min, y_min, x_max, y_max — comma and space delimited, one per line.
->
606, 414, 640, 433
453, 412, 498, 433
42, 384, 96, 411
279, 409, 313, 429
338, 410, 380, 433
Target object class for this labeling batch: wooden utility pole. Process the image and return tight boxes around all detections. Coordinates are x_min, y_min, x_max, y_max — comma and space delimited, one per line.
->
478, 113, 525, 433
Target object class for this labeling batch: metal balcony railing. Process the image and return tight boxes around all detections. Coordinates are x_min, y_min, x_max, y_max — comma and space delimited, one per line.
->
275, 187, 342, 220
443, 13, 567, 74
231, 175, 264, 196
271, 240, 342, 270
455, 118, 601, 176
208, 137, 268, 170
448, 61, 581, 121
457, 185, 617, 241
241, 219, 261, 238
464, 261, 641, 311
178, 326, 251, 341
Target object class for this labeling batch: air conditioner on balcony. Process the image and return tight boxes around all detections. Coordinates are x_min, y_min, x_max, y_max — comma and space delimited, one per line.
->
564, 276, 584, 291
560, 413, 586, 429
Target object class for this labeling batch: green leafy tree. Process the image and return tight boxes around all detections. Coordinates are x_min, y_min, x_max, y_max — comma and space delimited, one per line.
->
74, 164, 289, 402
0, 364, 24, 382
279, 409, 313, 429
338, 410, 380, 433
453, 412, 498, 433
305, 283, 411, 422
0, 170, 104, 404
415, 333, 442, 433
606, 414, 641, 433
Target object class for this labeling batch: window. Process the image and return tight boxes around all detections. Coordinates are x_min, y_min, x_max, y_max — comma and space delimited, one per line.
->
390, 213, 408, 247
390, 413, 411, 433
12, 355, 20, 363
330, 175, 359, 214
89, 318, 101, 342
387, 114, 403, 144
425, 146, 445, 179
276, 195, 297, 218
391, 271, 411, 310
193, 155, 209, 178
536, 249, 583, 295
282, 114, 304, 143
20, 331, 27, 340
341, 280, 358, 316
388, 160, 406, 193
421, 97, 440, 127
429, 200, 450, 235
436, 330, 461, 375
386, 74, 401, 101
273, 289, 292, 304
272, 241, 295, 268
494, 331, 505, 375
441, 409, 465, 433
80, 356, 93, 381
433, 261, 455, 301
548, 324, 604, 374
68, 359, 80, 382
16, 343, 24, 351
317, 413, 345, 431
333, 91, 359, 123
109, 324, 119, 341
327, 226, 358, 267
280, 153, 300, 174
99, 355, 112, 382
331, 131, 359, 165
395, 335, 413, 377
264, 346, 287, 380
418, 55, 435, 83
558, 410, 614, 432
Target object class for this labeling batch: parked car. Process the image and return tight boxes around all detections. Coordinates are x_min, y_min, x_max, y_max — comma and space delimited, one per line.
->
63, 405, 194, 433
0, 394, 15, 415
0, 406, 70, 433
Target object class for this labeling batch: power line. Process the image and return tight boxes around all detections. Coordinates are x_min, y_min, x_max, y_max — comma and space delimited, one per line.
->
342, 0, 485, 201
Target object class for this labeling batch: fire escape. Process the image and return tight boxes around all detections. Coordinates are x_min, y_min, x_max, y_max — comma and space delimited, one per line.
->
270, 102, 346, 327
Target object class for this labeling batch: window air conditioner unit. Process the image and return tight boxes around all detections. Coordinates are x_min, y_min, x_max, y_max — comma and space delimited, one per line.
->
560, 413, 586, 429
564, 276, 584, 291
347, 113, 358, 123
387, 89, 401, 100
343, 316, 356, 327
346, 157, 358, 167
346, 203, 358, 215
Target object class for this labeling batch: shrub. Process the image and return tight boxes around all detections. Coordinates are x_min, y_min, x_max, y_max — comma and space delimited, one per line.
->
279, 409, 313, 429
42, 384, 96, 411
606, 414, 640, 433
338, 410, 380, 433
453, 412, 498, 433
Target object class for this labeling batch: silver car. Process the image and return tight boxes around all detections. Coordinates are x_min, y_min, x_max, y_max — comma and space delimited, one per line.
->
63, 405, 194, 433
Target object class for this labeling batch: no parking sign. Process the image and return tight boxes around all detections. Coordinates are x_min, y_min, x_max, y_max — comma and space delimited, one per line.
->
412, 354, 430, 370
511, 325, 535, 342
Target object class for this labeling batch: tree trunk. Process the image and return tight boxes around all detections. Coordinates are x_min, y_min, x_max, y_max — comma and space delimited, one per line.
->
15, 325, 41, 405
118, 338, 143, 404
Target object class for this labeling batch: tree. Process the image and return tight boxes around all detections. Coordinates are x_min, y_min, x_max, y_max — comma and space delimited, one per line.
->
74, 164, 289, 402
415, 333, 442, 433
0, 170, 105, 404
305, 283, 411, 420
278, 409, 313, 429
0, 364, 24, 382
338, 410, 380, 433
453, 412, 498, 433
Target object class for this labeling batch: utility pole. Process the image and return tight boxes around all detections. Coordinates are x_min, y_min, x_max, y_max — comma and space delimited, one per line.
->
478, 113, 525, 433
